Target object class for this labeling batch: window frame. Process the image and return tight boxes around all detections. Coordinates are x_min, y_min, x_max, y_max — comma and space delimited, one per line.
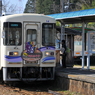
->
26, 29, 37, 45
3, 22, 22, 46
42, 23, 55, 46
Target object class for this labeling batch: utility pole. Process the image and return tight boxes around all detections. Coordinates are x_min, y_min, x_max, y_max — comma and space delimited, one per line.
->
67, 0, 70, 12
60, 0, 64, 13
0, 0, 2, 15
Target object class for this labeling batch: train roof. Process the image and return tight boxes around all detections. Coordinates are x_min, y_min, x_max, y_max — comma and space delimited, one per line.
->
0, 13, 55, 22
0, 13, 55, 19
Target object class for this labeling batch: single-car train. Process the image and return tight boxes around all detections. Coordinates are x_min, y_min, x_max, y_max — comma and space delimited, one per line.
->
0, 13, 56, 82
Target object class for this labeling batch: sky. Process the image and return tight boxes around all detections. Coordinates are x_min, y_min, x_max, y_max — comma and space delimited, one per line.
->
7, 0, 28, 13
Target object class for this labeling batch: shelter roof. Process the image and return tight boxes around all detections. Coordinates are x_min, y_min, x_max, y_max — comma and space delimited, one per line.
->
56, 27, 81, 35
48, 8, 95, 24
70, 27, 95, 33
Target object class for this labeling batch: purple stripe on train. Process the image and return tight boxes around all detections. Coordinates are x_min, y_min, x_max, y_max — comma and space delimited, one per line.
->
42, 56, 55, 62
5, 46, 55, 62
39, 46, 55, 52
5, 56, 22, 62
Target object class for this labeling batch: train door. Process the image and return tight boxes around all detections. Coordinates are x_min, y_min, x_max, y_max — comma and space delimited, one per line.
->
23, 22, 41, 64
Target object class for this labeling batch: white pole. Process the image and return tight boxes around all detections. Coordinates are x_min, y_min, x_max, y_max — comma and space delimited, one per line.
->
61, 24, 65, 41
0, 0, 2, 15
82, 22, 85, 69
87, 32, 90, 69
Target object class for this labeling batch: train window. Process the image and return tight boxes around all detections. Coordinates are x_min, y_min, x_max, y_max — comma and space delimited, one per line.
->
3, 22, 22, 46
42, 23, 55, 46
26, 29, 37, 45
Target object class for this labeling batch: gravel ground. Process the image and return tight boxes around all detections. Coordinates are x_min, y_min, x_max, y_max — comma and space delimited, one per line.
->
0, 84, 53, 95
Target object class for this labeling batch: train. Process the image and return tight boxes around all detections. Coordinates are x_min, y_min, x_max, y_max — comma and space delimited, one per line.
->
0, 13, 56, 82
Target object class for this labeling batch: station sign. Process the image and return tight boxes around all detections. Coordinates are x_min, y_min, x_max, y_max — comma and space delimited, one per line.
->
89, 32, 95, 49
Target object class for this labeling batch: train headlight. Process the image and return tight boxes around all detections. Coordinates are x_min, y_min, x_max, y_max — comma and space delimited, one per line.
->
45, 52, 54, 56
13, 52, 18, 56
45, 52, 50, 56
9, 51, 19, 56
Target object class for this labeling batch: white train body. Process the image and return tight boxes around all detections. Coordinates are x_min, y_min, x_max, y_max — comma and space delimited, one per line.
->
0, 14, 56, 82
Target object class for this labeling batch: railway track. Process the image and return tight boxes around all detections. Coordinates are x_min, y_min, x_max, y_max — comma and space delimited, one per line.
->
0, 81, 63, 95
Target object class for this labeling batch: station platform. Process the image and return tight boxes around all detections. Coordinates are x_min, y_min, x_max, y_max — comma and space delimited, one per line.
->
56, 67, 95, 83
55, 66, 95, 95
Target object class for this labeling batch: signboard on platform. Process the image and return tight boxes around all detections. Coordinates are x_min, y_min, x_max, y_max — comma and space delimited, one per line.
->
90, 32, 95, 49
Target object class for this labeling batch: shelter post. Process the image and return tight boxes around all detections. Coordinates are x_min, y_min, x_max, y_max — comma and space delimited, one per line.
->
60, 21, 65, 41
81, 22, 85, 69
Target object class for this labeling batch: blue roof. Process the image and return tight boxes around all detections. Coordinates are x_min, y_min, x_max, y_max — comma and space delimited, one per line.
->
48, 8, 95, 20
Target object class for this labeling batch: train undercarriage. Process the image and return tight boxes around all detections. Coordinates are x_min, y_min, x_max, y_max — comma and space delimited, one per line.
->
1, 67, 55, 82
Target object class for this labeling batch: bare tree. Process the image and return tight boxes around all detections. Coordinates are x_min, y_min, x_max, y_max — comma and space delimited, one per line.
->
2, 0, 17, 14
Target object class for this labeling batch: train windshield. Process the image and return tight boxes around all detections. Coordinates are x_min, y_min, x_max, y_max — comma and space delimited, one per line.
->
3, 22, 22, 45
42, 23, 55, 46
26, 29, 37, 45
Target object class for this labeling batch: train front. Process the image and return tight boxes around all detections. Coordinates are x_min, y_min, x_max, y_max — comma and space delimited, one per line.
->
1, 15, 56, 82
